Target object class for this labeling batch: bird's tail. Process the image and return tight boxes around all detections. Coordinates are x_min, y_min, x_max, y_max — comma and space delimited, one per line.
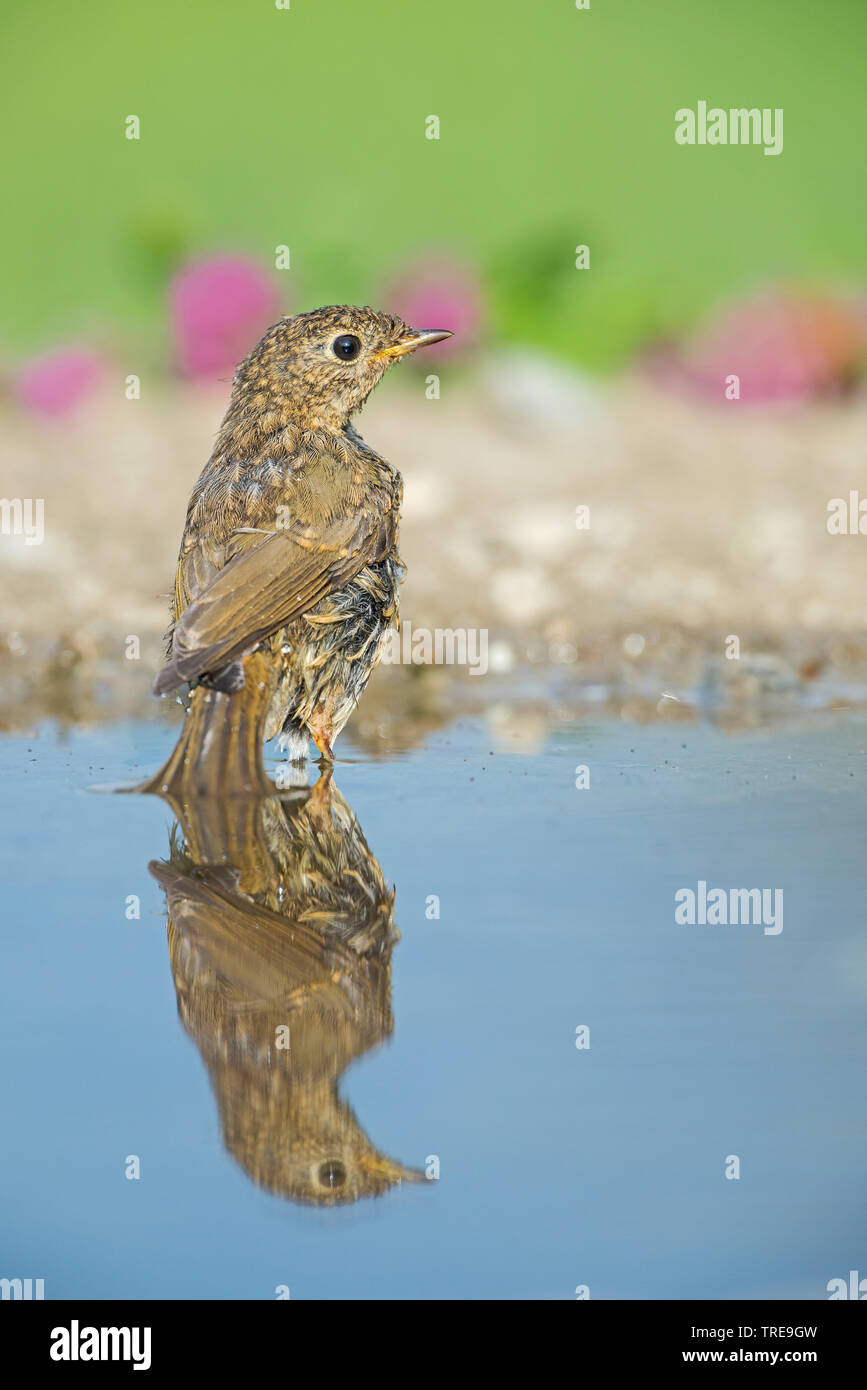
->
140, 650, 278, 799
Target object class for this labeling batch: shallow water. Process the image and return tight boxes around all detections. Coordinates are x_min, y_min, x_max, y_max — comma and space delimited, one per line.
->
1, 713, 865, 1300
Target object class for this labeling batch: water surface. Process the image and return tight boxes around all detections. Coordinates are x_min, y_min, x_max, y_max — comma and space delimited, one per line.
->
1, 714, 864, 1299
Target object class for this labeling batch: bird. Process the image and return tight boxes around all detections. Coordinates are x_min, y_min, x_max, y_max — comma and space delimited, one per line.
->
144, 306, 451, 796
149, 771, 424, 1205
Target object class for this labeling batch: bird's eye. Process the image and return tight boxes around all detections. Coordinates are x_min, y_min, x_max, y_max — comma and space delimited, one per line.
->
332, 334, 361, 361
318, 1160, 347, 1188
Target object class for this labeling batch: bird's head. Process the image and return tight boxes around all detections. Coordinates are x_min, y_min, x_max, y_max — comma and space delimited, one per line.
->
228, 305, 452, 432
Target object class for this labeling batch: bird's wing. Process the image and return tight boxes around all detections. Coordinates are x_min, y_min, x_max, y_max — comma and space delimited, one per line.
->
152, 860, 363, 1000
154, 508, 378, 695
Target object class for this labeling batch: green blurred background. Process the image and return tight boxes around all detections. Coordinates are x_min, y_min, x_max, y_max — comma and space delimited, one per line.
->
1, 0, 865, 369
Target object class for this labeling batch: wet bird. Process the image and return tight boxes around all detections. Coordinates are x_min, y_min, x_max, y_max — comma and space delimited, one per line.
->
146, 306, 451, 795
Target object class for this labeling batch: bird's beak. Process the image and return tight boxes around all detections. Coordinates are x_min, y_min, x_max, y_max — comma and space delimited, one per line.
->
358, 1151, 428, 1184
377, 329, 453, 360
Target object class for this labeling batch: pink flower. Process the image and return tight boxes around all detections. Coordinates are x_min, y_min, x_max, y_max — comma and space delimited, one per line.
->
649, 289, 865, 405
171, 256, 281, 380
381, 255, 482, 359
16, 348, 104, 417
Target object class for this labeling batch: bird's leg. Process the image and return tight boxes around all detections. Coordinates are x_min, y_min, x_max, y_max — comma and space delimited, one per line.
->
304, 767, 334, 834
307, 706, 335, 763
311, 731, 334, 763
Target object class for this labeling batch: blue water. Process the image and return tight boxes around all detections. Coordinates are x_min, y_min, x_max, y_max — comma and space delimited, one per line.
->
1, 715, 865, 1299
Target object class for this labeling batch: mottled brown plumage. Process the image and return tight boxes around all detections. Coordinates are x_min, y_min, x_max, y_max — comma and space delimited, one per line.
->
150, 774, 423, 1206
148, 306, 450, 794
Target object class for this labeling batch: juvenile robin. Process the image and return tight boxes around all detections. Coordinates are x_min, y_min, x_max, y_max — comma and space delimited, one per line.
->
145, 306, 451, 795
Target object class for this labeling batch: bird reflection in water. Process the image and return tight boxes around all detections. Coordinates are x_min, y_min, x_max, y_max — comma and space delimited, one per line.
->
147, 772, 423, 1206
